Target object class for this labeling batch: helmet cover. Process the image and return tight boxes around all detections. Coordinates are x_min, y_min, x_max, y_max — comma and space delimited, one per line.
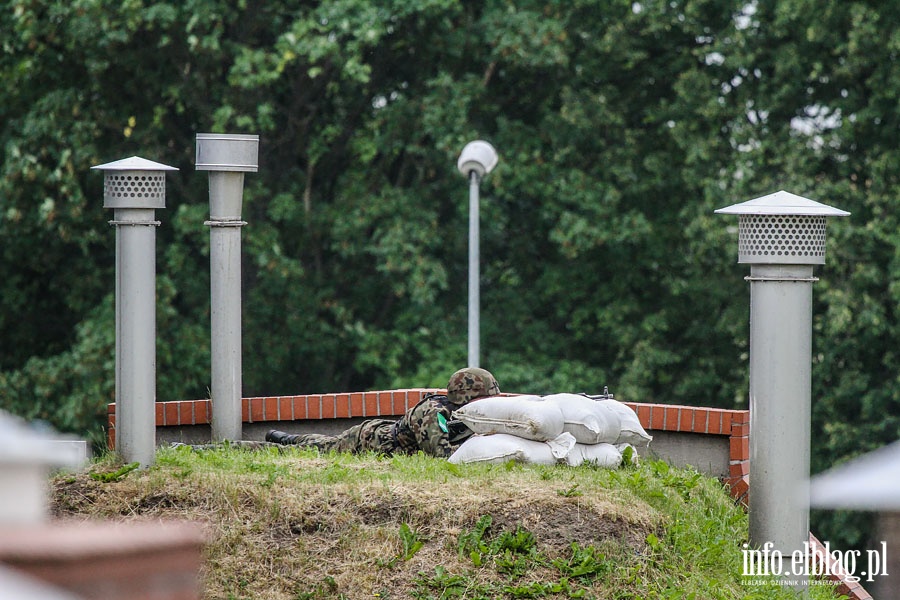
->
446, 367, 500, 405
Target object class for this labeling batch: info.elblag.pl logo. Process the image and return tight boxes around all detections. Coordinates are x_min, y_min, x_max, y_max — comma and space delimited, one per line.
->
742, 541, 889, 585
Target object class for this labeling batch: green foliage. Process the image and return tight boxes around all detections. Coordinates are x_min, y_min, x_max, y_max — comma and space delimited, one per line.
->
551, 543, 611, 580
413, 565, 472, 599
4, 0, 900, 552
380, 522, 426, 568
556, 483, 583, 498
457, 513, 493, 563
398, 522, 426, 560
89, 461, 140, 483
295, 575, 340, 600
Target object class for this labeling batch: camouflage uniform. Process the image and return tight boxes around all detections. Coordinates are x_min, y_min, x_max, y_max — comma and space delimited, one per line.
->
265, 367, 500, 457
267, 418, 397, 454
173, 424, 395, 454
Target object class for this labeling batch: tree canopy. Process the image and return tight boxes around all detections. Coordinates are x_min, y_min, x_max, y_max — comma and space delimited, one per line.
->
2, 0, 899, 547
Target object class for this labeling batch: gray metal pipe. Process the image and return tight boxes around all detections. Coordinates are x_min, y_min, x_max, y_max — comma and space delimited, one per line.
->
196, 133, 258, 443
468, 171, 481, 368
94, 156, 176, 468
748, 263, 814, 585
207, 172, 246, 442
113, 207, 160, 467
716, 191, 849, 590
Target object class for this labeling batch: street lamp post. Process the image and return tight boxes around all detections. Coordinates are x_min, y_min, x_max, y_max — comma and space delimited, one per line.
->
457, 141, 498, 368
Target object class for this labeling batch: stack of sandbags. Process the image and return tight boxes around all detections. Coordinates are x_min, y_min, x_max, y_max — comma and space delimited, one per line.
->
448, 393, 651, 468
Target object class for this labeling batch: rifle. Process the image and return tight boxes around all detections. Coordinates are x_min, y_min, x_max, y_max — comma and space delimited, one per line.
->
581, 386, 615, 401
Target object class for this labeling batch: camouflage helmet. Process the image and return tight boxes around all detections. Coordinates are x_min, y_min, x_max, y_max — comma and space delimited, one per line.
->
446, 367, 500, 405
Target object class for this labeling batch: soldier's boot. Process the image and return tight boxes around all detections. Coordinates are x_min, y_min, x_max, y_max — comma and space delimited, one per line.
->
265, 429, 302, 445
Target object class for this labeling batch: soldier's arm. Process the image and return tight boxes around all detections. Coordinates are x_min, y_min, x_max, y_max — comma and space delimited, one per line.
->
409, 403, 454, 458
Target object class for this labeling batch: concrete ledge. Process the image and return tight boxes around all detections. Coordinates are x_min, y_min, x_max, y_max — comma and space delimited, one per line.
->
47, 441, 90, 470
644, 431, 730, 478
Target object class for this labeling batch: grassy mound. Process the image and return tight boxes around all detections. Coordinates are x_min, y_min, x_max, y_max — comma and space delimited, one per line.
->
51, 447, 841, 599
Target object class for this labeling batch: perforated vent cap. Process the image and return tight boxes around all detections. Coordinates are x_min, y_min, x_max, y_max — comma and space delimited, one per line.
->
715, 190, 849, 265
738, 214, 827, 264
103, 172, 167, 207
92, 156, 178, 209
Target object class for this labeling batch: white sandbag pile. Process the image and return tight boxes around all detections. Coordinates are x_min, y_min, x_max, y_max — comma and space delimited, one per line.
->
449, 393, 652, 468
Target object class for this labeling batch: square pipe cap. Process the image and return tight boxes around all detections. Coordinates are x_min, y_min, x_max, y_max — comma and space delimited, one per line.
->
195, 133, 259, 172
91, 156, 178, 210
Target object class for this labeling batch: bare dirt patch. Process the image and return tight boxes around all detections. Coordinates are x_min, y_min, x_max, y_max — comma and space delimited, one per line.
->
49, 456, 661, 599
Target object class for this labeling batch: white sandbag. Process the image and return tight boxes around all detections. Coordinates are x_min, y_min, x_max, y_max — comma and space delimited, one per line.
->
564, 442, 622, 468
448, 433, 573, 465
453, 395, 564, 441
600, 400, 653, 447
542, 393, 622, 444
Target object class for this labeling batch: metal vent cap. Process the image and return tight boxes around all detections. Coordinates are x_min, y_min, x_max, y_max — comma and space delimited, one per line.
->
196, 133, 259, 172
715, 190, 849, 265
91, 156, 178, 209
738, 214, 827, 264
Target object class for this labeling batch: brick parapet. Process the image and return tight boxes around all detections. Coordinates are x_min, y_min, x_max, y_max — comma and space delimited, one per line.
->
107, 393, 751, 501
808, 533, 874, 600
724, 410, 750, 507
